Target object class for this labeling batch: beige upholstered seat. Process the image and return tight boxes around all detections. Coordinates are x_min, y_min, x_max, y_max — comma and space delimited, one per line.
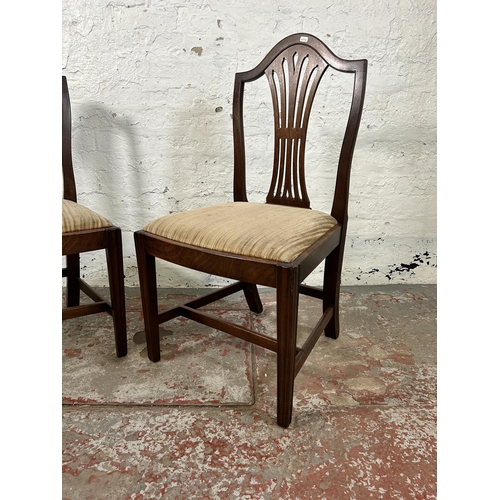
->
62, 75, 127, 358
62, 199, 113, 234
143, 202, 339, 263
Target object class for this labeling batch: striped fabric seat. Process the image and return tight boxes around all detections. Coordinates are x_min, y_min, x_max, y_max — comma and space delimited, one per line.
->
143, 202, 339, 263
62, 199, 113, 233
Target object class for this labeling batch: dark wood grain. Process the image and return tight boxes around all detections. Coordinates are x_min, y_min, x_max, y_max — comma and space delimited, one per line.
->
62, 76, 127, 358
134, 34, 367, 426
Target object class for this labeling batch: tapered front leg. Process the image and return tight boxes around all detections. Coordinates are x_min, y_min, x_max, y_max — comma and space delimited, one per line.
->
66, 253, 80, 307
276, 265, 299, 428
106, 227, 127, 357
134, 231, 161, 362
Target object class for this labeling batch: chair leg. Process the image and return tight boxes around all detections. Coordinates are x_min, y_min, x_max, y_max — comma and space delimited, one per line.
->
242, 282, 263, 314
323, 244, 343, 339
66, 253, 80, 307
134, 231, 161, 362
106, 227, 128, 358
276, 266, 299, 428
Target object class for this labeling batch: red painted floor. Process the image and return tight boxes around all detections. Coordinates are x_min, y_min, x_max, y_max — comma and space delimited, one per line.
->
62, 285, 436, 499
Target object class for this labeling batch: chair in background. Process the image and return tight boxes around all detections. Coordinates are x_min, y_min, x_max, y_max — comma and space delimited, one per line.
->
62, 76, 127, 358
134, 34, 367, 426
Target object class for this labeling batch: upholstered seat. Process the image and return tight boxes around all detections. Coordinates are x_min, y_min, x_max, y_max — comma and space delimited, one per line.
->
143, 202, 339, 263
62, 75, 127, 358
62, 199, 113, 234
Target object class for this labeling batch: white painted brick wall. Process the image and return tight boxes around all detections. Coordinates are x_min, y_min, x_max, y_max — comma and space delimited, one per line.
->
62, 0, 436, 288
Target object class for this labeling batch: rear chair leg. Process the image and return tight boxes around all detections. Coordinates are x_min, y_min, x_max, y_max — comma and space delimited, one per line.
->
106, 227, 127, 357
276, 266, 299, 428
134, 231, 161, 362
323, 246, 342, 339
242, 282, 263, 314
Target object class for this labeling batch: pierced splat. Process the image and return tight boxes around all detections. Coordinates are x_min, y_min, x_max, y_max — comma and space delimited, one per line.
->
136, 34, 368, 428
265, 47, 328, 208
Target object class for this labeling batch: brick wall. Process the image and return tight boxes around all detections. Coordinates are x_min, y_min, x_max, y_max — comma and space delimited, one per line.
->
62, 0, 437, 287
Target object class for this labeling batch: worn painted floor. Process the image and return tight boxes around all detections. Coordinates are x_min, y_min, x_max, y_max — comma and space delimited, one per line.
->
62, 284, 436, 499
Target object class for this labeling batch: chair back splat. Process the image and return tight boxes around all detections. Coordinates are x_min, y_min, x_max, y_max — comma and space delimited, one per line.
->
134, 34, 367, 427
233, 33, 367, 223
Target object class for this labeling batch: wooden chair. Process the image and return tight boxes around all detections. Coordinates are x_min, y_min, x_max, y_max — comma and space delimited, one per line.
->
62, 76, 127, 358
134, 34, 367, 427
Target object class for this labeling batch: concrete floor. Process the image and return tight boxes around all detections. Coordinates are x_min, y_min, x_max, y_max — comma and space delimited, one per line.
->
62, 284, 436, 499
